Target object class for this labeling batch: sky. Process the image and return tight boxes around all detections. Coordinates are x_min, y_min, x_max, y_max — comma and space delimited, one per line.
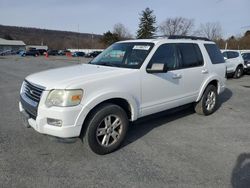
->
0, 0, 249, 38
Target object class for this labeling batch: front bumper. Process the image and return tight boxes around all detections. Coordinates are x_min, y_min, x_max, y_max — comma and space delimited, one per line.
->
19, 101, 84, 138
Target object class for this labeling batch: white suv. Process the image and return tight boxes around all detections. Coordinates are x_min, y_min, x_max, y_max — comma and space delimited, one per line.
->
221, 50, 244, 78
19, 36, 226, 154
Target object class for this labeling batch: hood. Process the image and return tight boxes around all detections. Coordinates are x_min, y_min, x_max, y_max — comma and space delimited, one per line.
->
26, 64, 134, 90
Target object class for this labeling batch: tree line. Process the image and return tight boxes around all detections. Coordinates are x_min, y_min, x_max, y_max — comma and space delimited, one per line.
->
101, 7, 250, 50
0, 25, 105, 49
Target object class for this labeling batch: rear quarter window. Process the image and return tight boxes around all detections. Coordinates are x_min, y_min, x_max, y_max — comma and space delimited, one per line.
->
204, 44, 225, 64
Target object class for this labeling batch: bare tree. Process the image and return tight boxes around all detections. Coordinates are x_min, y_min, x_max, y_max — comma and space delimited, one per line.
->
196, 22, 223, 40
113, 23, 132, 39
159, 17, 194, 36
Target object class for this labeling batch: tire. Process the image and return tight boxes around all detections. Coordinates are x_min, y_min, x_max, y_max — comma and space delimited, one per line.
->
194, 85, 218, 116
233, 66, 243, 79
82, 103, 129, 155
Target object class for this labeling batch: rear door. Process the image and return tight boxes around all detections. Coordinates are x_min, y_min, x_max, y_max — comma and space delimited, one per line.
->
175, 43, 207, 101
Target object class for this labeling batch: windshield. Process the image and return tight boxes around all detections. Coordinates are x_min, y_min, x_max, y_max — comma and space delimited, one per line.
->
242, 53, 250, 60
89, 42, 154, 69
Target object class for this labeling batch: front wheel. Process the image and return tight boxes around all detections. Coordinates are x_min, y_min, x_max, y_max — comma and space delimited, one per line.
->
82, 103, 128, 155
234, 66, 243, 79
194, 85, 218, 116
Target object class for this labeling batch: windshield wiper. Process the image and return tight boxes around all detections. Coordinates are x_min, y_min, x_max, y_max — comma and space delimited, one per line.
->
91, 62, 121, 67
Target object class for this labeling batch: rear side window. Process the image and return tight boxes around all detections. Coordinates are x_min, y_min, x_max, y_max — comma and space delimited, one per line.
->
204, 44, 225, 64
177, 43, 204, 68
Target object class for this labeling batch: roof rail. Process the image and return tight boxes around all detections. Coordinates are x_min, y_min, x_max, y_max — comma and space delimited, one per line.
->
152, 35, 211, 41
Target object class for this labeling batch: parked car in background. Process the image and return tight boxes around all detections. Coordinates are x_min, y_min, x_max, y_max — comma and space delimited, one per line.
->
16, 50, 25, 55
37, 49, 47, 55
47, 50, 58, 56
18, 50, 26, 56
221, 50, 244, 78
21, 49, 40, 57
72, 51, 85, 57
241, 52, 250, 73
0, 50, 13, 56
85, 51, 102, 58
58, 50, 70, 56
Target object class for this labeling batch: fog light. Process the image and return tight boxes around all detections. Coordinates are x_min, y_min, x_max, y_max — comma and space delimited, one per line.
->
47, 118, 62, 127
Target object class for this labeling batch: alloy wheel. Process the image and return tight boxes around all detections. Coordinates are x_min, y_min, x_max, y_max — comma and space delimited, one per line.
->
96, 115, 122, 147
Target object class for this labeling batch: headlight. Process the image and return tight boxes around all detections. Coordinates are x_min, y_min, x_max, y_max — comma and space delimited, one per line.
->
20, 82, 25, 94
46, 89, 83, 107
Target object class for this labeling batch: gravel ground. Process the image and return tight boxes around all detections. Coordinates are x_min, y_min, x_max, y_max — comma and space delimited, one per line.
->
0, 56, 250, 188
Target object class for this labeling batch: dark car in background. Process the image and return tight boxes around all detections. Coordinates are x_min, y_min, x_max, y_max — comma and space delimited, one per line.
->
58, 50, 70, 55
21, 49, 40, 57
85, 51, 102, 58
72, 51, 85, 57
37, 49, 47, 55
47, 50, 58, 56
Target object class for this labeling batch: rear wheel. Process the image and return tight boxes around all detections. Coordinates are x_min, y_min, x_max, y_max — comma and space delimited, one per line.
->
194, 85, 218, 116
234, 66, 243, 79
82, 103, 128, 155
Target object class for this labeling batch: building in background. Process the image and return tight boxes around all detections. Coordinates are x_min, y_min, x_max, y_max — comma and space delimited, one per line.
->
0, 38, 26, 51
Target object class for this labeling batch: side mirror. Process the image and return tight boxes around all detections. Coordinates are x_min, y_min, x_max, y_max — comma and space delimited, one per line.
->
146, 63, 168, 73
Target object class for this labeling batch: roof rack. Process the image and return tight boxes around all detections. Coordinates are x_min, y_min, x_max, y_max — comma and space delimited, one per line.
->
152, 35, 211, 41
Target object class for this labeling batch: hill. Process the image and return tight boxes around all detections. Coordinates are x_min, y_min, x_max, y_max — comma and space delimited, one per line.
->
0, 25, 104, 49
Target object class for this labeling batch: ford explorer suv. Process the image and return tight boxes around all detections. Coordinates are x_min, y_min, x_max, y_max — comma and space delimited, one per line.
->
221, 50, 244, 78
19, 36, 226, 154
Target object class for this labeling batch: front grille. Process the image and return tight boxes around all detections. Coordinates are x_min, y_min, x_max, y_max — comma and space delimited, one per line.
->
23, 80, 45, 102
20, 80, 45, 120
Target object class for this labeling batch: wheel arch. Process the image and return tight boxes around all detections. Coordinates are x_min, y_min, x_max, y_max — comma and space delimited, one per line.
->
78, 97, 137, 138
75, 92, 139, 136
238, 63, 244, 68
196, 78, 219, 102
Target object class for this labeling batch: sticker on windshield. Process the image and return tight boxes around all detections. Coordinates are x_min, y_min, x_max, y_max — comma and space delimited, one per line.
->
133, 45, 151, 50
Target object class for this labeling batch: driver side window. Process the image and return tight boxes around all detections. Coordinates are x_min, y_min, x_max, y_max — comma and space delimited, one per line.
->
148, 44, 178, 70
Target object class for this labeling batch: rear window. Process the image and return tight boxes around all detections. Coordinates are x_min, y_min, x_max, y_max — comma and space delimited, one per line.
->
177, 43, 204, 68
204, 44, 225, 64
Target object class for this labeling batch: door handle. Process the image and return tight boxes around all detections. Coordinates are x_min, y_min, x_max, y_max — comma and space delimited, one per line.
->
201, 69, 209, 74
172, 73, 182, 79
